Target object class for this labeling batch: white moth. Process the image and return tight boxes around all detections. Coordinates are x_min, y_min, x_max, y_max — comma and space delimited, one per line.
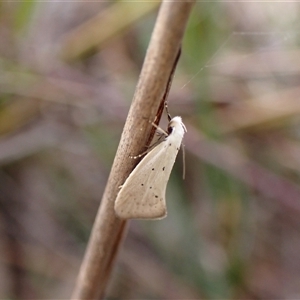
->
114, 116, 187, 220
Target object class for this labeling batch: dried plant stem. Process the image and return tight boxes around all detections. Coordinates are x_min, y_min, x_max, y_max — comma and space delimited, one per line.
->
71, 1, 195, 299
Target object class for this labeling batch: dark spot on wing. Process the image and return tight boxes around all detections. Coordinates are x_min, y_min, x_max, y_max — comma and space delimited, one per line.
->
177, 147, 179, 150
141, 183, 144, 186
169, 143, 172, 146
152, 168, 155, 171
155, 195, 158, 198
150, 186, 152, 189
162, 167, 165, 171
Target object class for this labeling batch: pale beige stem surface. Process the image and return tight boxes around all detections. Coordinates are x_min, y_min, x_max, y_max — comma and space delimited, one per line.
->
71, 1, 195, 299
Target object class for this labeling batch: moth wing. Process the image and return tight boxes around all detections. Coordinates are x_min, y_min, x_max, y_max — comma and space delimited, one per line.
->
115, 140, 177, 220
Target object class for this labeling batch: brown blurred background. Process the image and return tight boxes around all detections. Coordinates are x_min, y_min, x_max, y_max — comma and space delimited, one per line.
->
1, 1, 300, 299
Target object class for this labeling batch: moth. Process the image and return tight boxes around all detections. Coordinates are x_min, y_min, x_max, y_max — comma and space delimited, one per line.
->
114, 116, 186, 220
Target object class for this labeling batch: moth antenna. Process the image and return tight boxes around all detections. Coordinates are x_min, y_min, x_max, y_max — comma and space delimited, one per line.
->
130, 137, 164, 159
130, 149, 149, 159
182, 143, 186, 180
165, 101, 172, 121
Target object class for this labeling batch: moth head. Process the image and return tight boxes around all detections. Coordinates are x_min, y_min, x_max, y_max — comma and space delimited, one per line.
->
167, 116, 187, 135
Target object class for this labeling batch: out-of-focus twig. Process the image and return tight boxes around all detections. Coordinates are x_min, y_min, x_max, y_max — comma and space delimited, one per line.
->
0, 99, 41, 136
71, 1, 195, 299
0, 121, 71, 166
219, 86, 300, 133
61, 2, 160, 61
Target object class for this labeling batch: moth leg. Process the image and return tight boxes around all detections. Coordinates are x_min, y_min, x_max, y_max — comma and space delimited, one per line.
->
130, 118, 168, 159
151, 121, 168, 136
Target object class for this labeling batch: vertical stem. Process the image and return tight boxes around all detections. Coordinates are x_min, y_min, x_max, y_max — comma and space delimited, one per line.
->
71, 1, 195, 299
